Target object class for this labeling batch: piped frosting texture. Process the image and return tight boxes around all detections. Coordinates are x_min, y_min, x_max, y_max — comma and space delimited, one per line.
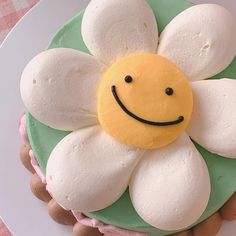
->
22, 0, 236, 235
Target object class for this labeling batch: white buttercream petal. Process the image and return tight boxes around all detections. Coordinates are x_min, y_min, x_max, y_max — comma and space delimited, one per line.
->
46, 125, 144, 212
188, 79, 236, 158
158, 4, 236, 81
21, 48, 103, 131
129, 133, 210, 231
82, 0, 158, 65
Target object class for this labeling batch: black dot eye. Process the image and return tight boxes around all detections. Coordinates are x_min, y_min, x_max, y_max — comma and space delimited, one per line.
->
165, 87, 174, 96
125, 75, 133, 83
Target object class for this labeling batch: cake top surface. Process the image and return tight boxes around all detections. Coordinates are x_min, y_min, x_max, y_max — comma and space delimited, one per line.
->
21, 0, 236, 235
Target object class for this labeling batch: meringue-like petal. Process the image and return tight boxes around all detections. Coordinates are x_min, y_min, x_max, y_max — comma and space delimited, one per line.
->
21, 48, 103, 131
158, 4, 236, 81
82, 0, 158, 65
46, 126, 144, 212
130, 133, 210, 231
188, 79, 236, 158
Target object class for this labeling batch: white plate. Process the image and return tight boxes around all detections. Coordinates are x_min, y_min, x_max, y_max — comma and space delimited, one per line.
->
0, 0, 235, 235
0, 0, 90, 236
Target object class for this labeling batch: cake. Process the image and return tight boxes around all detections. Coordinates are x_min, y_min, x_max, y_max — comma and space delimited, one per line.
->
19, 0, 236, 235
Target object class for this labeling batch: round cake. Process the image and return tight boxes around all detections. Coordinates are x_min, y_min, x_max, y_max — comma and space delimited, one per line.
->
20, 0, 236, 235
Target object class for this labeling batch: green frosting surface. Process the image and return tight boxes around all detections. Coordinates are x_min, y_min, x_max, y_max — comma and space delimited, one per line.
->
26, 0, 236, 235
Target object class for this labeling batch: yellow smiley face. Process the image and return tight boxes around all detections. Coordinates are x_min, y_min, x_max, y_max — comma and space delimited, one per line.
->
97, 54, 193, 149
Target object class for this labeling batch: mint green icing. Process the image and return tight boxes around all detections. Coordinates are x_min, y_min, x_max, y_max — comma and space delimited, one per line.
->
26, 0, 236, 235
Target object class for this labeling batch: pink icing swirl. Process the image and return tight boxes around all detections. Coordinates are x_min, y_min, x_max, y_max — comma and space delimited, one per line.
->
19, 114, 46, 183
29, 150, 46, 184
73, 212, 147, 236
19, 114, 29, 144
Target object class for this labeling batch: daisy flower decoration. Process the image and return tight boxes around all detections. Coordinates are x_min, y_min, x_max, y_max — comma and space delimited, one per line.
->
20, 0, 236, 231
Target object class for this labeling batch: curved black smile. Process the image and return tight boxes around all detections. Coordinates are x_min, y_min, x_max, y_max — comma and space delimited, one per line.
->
111, 86, 184, 127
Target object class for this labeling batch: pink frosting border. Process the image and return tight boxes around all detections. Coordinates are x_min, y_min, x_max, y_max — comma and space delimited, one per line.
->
29, 150, 46, 184
19, 114, 46, 184
73, 212, 147, 236
19, 114, 147, 236
19, 115, 29, 145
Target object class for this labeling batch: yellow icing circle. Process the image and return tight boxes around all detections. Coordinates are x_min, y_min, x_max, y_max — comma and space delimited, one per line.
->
98, 54, 193, 149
